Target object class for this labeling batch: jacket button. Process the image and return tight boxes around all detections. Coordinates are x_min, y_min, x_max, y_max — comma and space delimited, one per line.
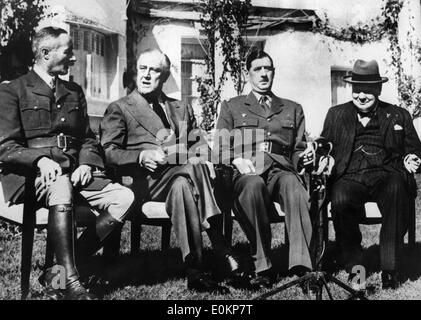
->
268, 132, 271, 136
61, 117, 66, 122
267, 118, 271, 122
57, 104, 61, 109
34, 106, 38, 110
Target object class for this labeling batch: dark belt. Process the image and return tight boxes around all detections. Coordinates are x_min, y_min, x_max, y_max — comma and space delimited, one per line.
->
258, 141, 291, 157
27, 134, 79, 151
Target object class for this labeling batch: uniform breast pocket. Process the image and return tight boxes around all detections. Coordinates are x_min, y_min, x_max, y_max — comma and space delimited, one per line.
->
233, 117, 259, 128
65, 102, 82, 124
279, 119, 295, 145
20, 101, 51, 130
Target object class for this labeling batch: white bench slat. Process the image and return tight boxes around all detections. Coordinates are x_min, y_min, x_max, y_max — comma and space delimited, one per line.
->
0, 183, 101, 226
326, 202, 381, 219
232, 202, 381, 219
0, 183, 49, 225
0, 203, 49, 226
141, 201, 169, 219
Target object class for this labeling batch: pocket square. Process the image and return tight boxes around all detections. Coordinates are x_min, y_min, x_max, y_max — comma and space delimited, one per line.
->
394, 124, 403, 130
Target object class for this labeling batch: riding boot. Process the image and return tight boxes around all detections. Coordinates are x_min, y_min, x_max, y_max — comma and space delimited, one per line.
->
75, 211, 124, 272
48, 204, 98, 300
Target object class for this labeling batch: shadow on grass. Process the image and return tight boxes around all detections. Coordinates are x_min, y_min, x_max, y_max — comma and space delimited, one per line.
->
354, 242, 421, 281
99, 248, 185, 287
317, 240, 421, 282
93, 240, 294, 297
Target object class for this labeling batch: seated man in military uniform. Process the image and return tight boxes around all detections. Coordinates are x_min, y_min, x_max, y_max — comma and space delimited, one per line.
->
215, 50, 313, 289
0, 27, 134, 300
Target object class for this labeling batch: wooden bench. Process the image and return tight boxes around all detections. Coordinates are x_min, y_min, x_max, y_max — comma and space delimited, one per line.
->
223, 201, 416, 248
0, 181, 96, 299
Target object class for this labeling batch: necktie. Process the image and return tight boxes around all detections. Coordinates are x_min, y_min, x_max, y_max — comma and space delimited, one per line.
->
356, 108, 375, 127
152, 101, 171, 129
260, 95, 270, 113
356, 106, 376, 119
357, 111, 373, 119
49, 77, 56, 93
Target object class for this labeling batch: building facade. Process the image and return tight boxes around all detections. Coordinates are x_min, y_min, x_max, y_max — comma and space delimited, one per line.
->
39, 0, 127, 132
127, 0, 406, 137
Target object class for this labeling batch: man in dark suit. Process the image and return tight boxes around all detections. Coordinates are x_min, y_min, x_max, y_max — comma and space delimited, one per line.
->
0, 27, 135, 300
100, 48, 238, 293
215, 50, 314, 288
320, 59, 421, 289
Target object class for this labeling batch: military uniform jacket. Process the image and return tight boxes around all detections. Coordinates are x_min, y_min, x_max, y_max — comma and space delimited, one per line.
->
321, 100, 421, 194
216, 92, 307, 174
0, 70, 105, 203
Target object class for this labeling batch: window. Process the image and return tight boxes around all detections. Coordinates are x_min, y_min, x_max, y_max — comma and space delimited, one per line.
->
180, 38, 265, 106
83, 31, 90, 52
331, 66, 352, 107
95, 34, 99, 55
91, 33, 96, 54
181, 40, 208, 106
100, 37, 105, 56
72, 29, 80, 50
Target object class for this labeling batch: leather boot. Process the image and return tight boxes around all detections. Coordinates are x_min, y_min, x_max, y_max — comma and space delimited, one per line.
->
76, 211, 124, 267
48, 204, 98, 300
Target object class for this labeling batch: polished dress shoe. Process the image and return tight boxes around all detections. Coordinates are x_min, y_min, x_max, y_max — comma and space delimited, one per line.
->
227, 268, 276, 291
187, 271, 230, 294
39, 266, 98, 300
289, 265, 311, 278
63, 278, 99, 300
229, 269, 276, 290
249, 270, 276, 290
382, 271, 400, 290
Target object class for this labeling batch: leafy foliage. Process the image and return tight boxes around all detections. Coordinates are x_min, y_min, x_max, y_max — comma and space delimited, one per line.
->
0, 0, 48, 81
0, 0, 48, 233
196, 0, 251, 131
313, 0, 421, 118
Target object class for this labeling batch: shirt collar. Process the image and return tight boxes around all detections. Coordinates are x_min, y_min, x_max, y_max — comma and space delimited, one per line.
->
140, 91, 166, 105
252, 91, 272, 104
143, 92, 169, 116
354, 101, 379, 118
33, 65, 56, 88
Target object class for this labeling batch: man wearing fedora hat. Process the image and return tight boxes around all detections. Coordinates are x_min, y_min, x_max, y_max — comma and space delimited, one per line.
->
320, 59, 421, 289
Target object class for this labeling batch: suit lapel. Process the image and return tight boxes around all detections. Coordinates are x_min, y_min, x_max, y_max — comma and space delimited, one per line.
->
124, 91, 163, 139
245, 92, 266, 118
162, 96, 184, 136
376, 101, 393, 143
341, 102, 357, 149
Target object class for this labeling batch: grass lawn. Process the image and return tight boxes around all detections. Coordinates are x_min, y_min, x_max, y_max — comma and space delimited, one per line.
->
2, 187, 421, 300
